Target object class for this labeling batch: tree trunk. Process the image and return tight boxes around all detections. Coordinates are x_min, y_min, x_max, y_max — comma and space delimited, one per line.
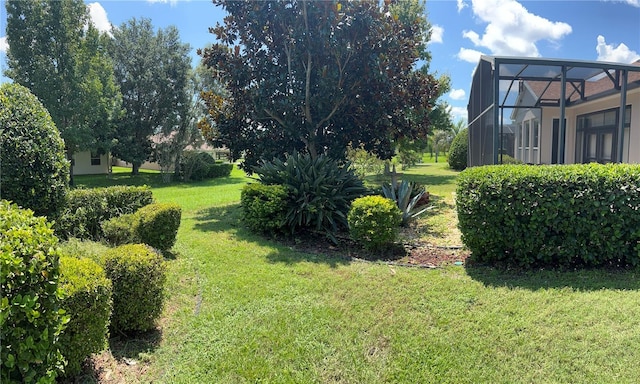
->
132, 163, 140, 175
435, 148, 439, 163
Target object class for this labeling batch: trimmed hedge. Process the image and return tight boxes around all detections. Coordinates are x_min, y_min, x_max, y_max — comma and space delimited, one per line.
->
456, 163, 640, 268
101, 244, 167, 333
178, 151, 233, 181
0, 83, 69, 220
58, 256, 112, 378
240, 183, 288, 234
348, 196, 401, 253
101, 213, 138, 246
135, 203, 182, 250
56, 186, 153, 240
0, 200, 65, 383
448, 128, 468, 171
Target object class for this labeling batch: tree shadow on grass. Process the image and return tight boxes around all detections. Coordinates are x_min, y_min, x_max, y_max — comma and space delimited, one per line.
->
192, 204, 352, 268
465, 263, 640, 291
107, 329, 162, 361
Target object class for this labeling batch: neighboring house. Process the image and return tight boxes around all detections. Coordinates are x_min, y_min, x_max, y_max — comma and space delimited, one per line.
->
72, 150, 110, 175
468, 56, 640, 166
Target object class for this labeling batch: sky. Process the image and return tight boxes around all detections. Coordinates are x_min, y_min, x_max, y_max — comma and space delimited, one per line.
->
1, 0, 639, 123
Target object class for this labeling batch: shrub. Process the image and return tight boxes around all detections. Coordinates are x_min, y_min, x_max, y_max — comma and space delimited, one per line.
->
348, 196, 401, 252
101, 244, 167, 333
134, 203, 182, 250
398, 148, 421, 170
254, 152, 368, 242
0, 83, 69, 220
456, 163, 640, 268
346, 144, 385, 179
0, 200, 65, 383
101, 213, 138, 246
58, 256, 112, 378
56, 186, 153, 240
448, 128, 468, 171
241, 184, 288, 234
58, 238, 110, 265
178, 151, 232, 181
500, 154, 523, 164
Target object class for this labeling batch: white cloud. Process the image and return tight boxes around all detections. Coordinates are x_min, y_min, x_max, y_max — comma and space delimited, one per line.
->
596, 35, 640, 63
457, 47, 484, 63
451, 106, 468, 121
449, 89, 466, 100
605, 0, 640, 6
0, 36, 7, 53
88, 3, 112, 36
430, 25, 444, 44
462, 0, 572, 57
147, 0, 180, 5
457, 0, 468, 12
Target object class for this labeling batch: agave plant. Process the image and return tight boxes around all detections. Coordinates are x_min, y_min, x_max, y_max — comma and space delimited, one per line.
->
382, 180, 433, 227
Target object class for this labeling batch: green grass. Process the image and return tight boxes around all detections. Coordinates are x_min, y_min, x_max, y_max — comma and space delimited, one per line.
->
72, 162, 640, 383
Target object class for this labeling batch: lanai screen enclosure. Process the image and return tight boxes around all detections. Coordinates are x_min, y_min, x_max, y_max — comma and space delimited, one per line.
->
467, 56, 640, 166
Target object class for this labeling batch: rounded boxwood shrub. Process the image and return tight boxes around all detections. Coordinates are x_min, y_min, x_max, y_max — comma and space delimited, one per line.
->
448, 128, 468, 171
348, 196, 402, 252
101, 244, 167, 333
134, 203, 182, 250
58, 256, 112, 378
0, 200, 65, 383
241, 183, 288, 234
101, 213, 138, 246
0, 83, 69, 220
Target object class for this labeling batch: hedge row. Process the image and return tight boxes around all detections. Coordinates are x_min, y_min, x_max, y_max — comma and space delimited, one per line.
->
56, 186, 154, 240
102, 203, 182, 250
178, 151, 233, 181
456, 163, 640, 268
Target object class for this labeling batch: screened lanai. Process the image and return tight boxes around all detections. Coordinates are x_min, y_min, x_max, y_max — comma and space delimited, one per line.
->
467, 56, 640, 167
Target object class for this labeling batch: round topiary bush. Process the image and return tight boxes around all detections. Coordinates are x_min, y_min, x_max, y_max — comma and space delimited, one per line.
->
58, 256, 112, 378
348, 195, 402, 253
101, 244, 167, 333
448, 128, 468, 171
0, 200, 66, 383
0, 83, 69, 220
134, 203, 182, 250
240, 183, 288, 234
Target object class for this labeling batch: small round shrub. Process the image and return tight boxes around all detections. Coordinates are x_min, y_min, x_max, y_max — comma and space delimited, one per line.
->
101, 213, 138, 246
179, 151, 216, 181
101, 244, 167, 333
0, 83, 69, 220
348, 196, 402, 252
134, 203, 182, 250
241, 183, 288, 234
448, 128, 468, 171
0, 200, 65, 383
58, 256, 112, 378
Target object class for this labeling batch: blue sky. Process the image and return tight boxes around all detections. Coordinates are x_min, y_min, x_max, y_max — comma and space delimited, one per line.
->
1, 0, 639, 122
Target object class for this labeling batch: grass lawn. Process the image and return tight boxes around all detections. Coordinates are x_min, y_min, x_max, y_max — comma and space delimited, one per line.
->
75, 163, 640, 383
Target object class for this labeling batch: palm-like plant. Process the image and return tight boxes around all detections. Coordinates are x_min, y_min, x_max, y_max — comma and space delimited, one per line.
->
382, 180, 433, 227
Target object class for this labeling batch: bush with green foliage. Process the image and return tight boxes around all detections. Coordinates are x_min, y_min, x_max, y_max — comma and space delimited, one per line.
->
398, 148, 422, 170
0, 200, 66, 383
499, 154, 523, 164
456, 163, 640, 268
101, 244, 166, 333
254, 152, 368, 242
348, 196, 402, 252
134, 203, 182, 250
448, 128, 468, 171
56, 186, 153, 240
58, 256, 112, 378
0, 83, 69, 220
178, 151, 233, 181
101, 213, 138, 246
345, 145, 385, 179
382, 180, 432, 227
241, 184, 288, 234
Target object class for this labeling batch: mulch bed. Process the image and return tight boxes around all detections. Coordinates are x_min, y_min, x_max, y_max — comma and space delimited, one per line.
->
281, 230, 470, 268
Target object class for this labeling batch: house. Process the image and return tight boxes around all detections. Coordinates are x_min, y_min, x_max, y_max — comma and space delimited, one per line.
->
72, 150, 111, 175
467, 56, 640, 166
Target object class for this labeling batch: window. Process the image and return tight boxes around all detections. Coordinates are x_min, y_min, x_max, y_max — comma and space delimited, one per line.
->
91, 152, 101, 166
533, 120, 539, 149
524, 121, 530, 147
576, 105, 631, 163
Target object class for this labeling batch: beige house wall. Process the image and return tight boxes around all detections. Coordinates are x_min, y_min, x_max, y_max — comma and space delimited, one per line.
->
72, 151, 110, 175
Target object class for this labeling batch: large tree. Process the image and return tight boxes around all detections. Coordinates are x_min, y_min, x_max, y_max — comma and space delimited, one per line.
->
200, 0, 440, 170
5, 0, 121, 184
109, 18, 192, 174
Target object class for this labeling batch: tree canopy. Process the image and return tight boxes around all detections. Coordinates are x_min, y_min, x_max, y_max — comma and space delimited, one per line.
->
200, 0, 441, 170
5, 0, 121, 183
109, 18, 192, 174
